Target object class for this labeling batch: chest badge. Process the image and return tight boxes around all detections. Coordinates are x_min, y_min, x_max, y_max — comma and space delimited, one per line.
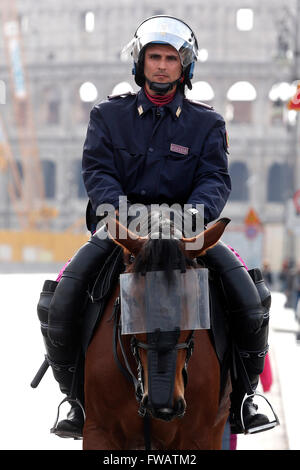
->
170, 143, 189, 155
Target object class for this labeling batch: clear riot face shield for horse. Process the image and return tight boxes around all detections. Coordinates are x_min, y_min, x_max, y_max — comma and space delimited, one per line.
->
120, 269, 210, 335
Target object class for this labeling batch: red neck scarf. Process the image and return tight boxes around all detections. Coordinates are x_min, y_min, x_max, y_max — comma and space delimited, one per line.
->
144, 86, 176, 106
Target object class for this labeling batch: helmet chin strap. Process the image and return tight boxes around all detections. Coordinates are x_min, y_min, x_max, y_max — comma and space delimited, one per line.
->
145, 76, 182, 95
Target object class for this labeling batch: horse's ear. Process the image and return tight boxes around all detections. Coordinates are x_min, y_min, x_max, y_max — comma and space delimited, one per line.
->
106, 214, 148, 256
182, 218, 230, 259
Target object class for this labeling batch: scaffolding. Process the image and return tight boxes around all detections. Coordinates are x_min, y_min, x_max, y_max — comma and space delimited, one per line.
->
0, 0, 57, 229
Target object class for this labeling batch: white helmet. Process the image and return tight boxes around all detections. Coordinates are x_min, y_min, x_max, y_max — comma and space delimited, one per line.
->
122, 15, 198, 91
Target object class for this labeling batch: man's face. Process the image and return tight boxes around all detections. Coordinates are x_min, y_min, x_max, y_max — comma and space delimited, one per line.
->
143, 44, 182, 95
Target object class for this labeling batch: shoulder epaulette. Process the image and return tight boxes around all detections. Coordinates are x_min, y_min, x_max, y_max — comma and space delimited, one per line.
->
186, 98, 214, 110
107, 91, 137, 100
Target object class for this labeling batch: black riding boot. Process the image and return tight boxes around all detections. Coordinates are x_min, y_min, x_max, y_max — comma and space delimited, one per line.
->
37, 279, 84, 439
201, 242, 279, 434
37, 229, 115, 439
229, 268, 279, 434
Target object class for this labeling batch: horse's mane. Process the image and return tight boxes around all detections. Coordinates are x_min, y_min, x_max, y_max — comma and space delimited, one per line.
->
131, 207, 195, 283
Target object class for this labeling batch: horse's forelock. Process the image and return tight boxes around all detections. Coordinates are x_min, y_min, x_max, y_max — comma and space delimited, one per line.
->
132, 238, 195, 284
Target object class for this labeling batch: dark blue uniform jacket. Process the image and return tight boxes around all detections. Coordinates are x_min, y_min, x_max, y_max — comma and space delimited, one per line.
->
82, 88, 231, 225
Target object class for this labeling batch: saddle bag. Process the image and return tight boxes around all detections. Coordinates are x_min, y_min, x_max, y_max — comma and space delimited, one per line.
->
37, 280, 58, 338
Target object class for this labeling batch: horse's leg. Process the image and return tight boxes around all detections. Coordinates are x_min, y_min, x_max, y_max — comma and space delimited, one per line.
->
170, 330, 229, 451
83, 422, 121, 450
177, 424, 226, 450
170, 429, 217, 450
154, 420, 225, 450
212, 375, 232, 449
212, 417, 229, 450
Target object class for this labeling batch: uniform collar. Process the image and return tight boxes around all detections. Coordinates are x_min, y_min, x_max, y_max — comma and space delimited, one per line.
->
137, 88, 184, 120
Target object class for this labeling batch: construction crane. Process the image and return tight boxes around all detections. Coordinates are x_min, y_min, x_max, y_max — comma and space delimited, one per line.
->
0, 0, 57, 229
0, 114, 28, 229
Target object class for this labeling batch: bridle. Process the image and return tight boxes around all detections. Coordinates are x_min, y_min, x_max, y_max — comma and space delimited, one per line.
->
131, 330, 195, 417
111, 236, 197, 449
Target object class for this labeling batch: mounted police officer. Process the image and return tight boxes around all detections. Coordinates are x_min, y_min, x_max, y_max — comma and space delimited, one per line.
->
36, 15, 278, 439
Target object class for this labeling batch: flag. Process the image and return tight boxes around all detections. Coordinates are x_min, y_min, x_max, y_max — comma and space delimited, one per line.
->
287, 82, 300, 111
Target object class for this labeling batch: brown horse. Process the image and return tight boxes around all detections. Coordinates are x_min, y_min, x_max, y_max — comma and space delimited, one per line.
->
83, 216, 231, 450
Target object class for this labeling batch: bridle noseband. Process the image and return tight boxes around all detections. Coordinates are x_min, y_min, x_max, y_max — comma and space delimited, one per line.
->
131, 330, 194, 417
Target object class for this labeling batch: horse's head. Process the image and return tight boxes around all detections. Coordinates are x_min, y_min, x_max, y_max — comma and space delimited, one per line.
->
106, 209, 230, 422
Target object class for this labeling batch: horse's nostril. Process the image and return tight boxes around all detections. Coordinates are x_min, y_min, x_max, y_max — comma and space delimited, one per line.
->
140, 395, 186, 421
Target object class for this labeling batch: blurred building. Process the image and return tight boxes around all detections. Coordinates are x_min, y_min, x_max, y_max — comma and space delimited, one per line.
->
0, 0, 299, 269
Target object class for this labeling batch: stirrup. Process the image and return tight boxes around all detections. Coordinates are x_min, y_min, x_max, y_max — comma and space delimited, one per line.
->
239, 391, 280, 434
50, 396, 85, 440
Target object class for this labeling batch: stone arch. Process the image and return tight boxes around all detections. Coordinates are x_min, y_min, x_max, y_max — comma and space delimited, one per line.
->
267, 162, 292, 202
74, 159, 86, 199
186, 81, 215, 102
268, 81, 297, 125
229, 161, 249, 201
111, 81, 134, 95
74, 81, 99, 124
42, 86, 61, 125
226, 81, 257, 123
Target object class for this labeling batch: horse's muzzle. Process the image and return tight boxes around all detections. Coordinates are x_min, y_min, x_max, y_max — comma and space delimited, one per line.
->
141, 395, 186, 422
